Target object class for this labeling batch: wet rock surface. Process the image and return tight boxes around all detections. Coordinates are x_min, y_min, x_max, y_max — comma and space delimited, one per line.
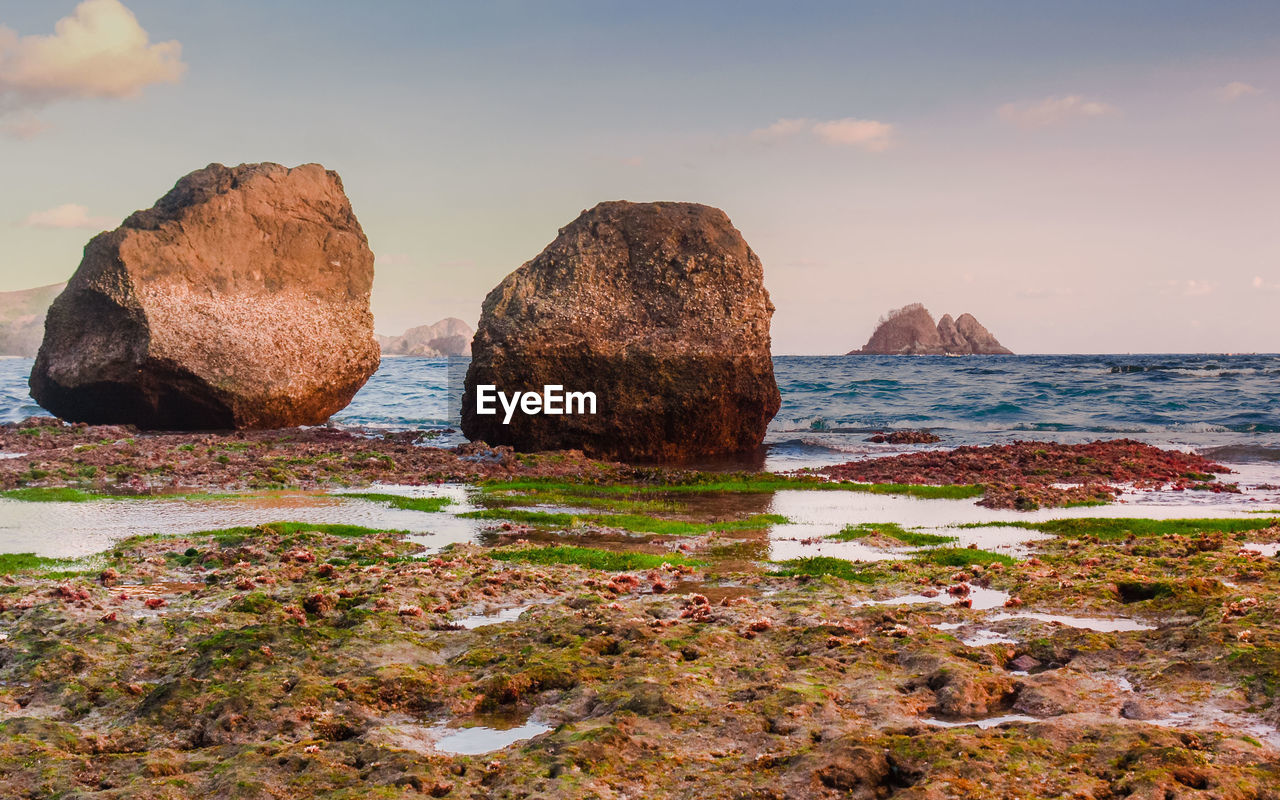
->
462, 201, 780, 462
0, 417, 626, 492
30, 162, 380, 430
823, 438, 1235, 509
0, 505, 1277, 797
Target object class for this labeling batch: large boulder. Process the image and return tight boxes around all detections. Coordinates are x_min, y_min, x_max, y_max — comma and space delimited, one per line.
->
461, 201, 779, 461
30, 163, 380, 429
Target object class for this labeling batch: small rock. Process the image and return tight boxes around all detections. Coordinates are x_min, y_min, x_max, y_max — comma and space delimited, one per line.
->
1010, 655, 1041, 672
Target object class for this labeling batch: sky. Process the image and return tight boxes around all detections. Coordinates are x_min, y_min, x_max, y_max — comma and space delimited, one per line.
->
0, 0, 1277, 354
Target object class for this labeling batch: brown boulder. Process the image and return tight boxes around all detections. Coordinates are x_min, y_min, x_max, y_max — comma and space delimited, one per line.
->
30, 163, 379, 429
928, 666, 1017, 717
812, 740, 892, 792
461, 201, 779, 461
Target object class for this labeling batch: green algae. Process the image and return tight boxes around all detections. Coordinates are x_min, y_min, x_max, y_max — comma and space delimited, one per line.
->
458, 508, 788, 535
913, 547, 1016, 567
961, 517, 1280, 541
0, 487, 99, 502
0, 553, 84, 575
828, 522, 958, 546
0, 487, 245, 503
189, 522, 411, 542
479, 475, 984, 499
476, 486, 674, 513
490, 546, 704, 571
769, 556, 877, 583
336, 492, 452, 512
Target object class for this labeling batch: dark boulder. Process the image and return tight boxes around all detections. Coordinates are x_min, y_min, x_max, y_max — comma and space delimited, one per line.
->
461, 201, 779, 461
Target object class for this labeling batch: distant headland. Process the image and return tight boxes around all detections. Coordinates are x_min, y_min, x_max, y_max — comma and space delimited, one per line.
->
0, 283, 66, 358
849, 303, 1013, 355
377, 318, 473, 357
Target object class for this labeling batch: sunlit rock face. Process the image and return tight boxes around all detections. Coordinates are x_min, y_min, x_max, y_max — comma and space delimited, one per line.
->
31, 162, 379, 429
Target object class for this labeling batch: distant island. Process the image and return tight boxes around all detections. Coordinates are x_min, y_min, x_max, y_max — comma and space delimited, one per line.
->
849, 303, 1013, 355
0, 283, 65, 357
377, 317, 473, 356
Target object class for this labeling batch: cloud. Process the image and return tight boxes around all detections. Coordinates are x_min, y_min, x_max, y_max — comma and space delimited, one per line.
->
0, 0, 185, 119
1218, 81, 1262, 102
750, 117, 813, 143
749, 116, 895, 152
811, 118, 895, 151
20, 203, 114, 230
376, 253, 413, 267
1252, 275, 1280, 292
997, 95, 1115, 128
0, 113, 49, 139
1157, 278, 1215, 297
1016, 287, 1075, 299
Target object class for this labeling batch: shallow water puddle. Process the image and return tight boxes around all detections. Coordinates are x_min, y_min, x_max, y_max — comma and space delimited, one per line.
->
761, 487, 1268, 563
0, 485, 484, 558
922, 714, 1040, 729
934, 623, 1018, 647
860, 586, 1011, 611
1146, 711, 1280, 748
428, 720, 552, 755
1241, 542, 1279, 557
113, 582, 203, 597
666, 580, 759, 603
931, 609, 1154, 644
989, 611, 1155, 632
451, 600, 549, 629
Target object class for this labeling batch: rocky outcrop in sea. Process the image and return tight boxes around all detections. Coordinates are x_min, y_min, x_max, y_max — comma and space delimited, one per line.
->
851, 303, 1012, 355
378, 318, 473, 356
462, 201, 780, 461
30, 162, 380, 429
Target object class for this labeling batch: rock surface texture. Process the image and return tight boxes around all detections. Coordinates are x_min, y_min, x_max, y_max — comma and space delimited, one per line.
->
0, 283, 64, 357
30, 163, 379, 429
462, 201, 780, 461
378, 318, 473, 356
851, 304, 1012, 355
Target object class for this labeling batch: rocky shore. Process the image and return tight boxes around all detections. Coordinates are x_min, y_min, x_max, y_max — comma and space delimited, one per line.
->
821, 440, 1237, 510
0, 483, 1277, 797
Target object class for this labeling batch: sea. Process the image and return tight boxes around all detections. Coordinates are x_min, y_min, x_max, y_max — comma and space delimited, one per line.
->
3, 353, 1280, 558
3, 354, 1278, 471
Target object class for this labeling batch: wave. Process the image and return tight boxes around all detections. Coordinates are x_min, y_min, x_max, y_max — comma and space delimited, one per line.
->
1201, 445, 1280, 463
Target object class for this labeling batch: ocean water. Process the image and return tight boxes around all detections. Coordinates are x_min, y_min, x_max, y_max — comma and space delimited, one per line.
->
3, 354, 1280, 557
3, 354, 1279, 472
